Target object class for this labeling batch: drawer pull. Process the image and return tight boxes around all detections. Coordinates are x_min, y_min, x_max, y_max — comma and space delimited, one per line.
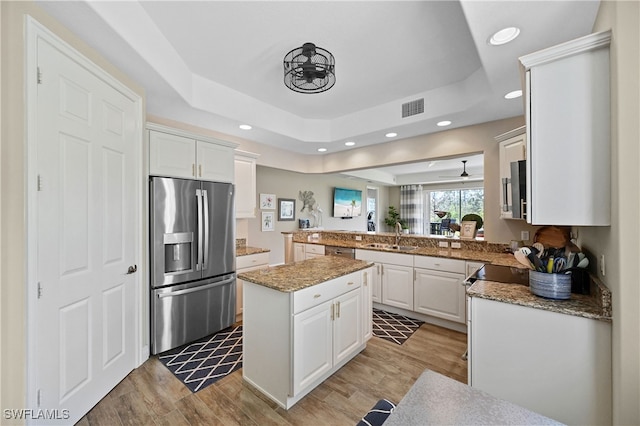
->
347, 281, 354, 285
313, 294, 321, 298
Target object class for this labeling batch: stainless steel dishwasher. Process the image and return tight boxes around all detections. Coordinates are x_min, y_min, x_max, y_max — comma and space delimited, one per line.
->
324, 245, 355, 259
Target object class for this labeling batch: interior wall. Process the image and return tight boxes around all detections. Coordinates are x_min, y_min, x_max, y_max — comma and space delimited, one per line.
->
246, 166, 389, 264
579, 1, 640, 424
0, 1, 145, 417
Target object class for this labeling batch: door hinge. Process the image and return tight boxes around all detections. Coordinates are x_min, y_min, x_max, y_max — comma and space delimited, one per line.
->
37, 282, 43, 299
37, 67, 43, 85
37, 389, 42, 407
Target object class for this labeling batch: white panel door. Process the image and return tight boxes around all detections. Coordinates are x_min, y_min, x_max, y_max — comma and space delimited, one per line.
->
197, 140, 234, 183
35, 37, 138, 424
292, 300, 333, 395
333, 289, 362, 365
414, 269, 466, 323
381, 264, 413, 310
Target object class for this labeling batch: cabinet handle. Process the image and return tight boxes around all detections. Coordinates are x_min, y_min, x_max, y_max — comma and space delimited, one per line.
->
192, 163, 196, 177
502, 177, 510, 212
199, 164, 202, 177
331, 303, 335, 321
364, 274, 368, 287
376, 264, 380, 275
336, 301, 341, 318
413, 269, 416, 281
313, 294, 321, 299
381, 265, 384, 276
347, 281, 354, 286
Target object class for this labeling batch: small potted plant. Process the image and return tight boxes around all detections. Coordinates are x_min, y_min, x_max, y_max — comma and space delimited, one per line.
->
384, 206, 408, 232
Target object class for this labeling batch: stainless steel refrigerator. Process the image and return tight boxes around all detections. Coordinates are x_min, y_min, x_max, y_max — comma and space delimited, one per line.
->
150, 176, 236, 354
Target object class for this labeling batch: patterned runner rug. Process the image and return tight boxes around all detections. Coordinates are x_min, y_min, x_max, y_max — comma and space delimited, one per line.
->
158, 325, 242, 392
372, 309, 424, 345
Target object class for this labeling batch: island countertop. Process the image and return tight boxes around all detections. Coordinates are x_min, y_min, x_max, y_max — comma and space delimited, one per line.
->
237, 256, 373, 292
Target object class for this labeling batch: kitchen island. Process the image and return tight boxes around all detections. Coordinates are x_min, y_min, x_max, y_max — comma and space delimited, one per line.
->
239, 256, 374, 409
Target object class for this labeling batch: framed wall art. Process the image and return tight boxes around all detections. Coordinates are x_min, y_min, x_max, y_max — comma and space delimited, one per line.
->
260, 193, 275, 209
278, 198, 295, 221
460, 221, 477, 240
261, 211, 275, 232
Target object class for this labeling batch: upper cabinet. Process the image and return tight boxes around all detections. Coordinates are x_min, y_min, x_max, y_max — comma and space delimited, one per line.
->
520, 31, 611, 226
148, 123, 237, 183
496, 127, 526, 220
235, 150, 259, 218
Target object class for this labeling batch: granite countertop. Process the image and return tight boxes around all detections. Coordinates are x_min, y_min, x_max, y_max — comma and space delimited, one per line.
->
467, 278, 611, 321
238, 256, 373, 292
236, 246, 270, 256
384, 370, 561, 425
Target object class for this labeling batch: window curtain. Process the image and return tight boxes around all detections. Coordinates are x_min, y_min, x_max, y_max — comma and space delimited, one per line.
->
400, 185, 424, 234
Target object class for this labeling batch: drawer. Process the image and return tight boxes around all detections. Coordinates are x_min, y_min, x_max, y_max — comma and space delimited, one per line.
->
292, 272, 361, 314
237, 252, 270, 270
414, 256, 465, 273
305, 244, 325, 255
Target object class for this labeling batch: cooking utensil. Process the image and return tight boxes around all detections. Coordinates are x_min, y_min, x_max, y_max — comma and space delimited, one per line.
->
514, 250, 533, 269
576, 257, 589, 268
532, 242, 545, 256
533, 225, 571, 249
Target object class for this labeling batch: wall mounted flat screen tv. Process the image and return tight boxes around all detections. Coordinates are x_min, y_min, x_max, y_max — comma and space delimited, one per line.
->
333, 187, 362, 218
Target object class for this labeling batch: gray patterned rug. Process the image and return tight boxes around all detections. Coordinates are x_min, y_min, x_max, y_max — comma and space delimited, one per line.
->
372, 309, 424, 345
158, 325, 242, 392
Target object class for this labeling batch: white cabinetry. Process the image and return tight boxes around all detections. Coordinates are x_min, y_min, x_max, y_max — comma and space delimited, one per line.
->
234, 151, 258, 218
520, 31, 611, 226
496, 127, 526, 219
148, 123, 236, 182
236, 252, 269, 318
469, 296, 611, 425
413, 257, 466, 323
355, 249, 413, 311
243, 268, 370, 409
294, 243, 325, 261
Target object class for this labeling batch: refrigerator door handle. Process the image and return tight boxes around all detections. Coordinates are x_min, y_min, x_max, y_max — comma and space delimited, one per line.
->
202, 189, 209, 270
156, 276, 235, 298
196, 189, 203, 271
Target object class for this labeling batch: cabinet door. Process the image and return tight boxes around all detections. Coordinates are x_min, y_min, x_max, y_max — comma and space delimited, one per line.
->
333, 289, 362, 365
499, 133, 526, 218
293, 243, 305, 262
149, 131, 195, 179
371, 263, 382, 303
234, 153, 257, 218
197, 140, 234, 183
381, 264, 414, 310
361, 268, 373, 341
414, 268, 466, 323
292, 300, 333, 395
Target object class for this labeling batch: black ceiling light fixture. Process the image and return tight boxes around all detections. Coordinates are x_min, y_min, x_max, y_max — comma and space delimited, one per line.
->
283, 42, 335, 93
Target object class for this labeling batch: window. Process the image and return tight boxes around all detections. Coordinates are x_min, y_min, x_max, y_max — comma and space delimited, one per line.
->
426, 188, 484, 235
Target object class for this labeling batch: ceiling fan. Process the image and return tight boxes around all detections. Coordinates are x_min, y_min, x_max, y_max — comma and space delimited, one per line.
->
438, 160, 473, 180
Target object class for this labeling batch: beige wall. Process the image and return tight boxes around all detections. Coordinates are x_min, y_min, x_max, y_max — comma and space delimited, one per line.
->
579, 1, 640, 424
0, 1, 145, 418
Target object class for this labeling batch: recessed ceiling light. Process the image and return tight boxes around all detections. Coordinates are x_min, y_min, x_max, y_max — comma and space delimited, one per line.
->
317, 148, 327, 152
239, 124, 252, 130
489, 27, 520, 45
504, 90, 523, 99
437, 120, 452, 127
385, 132, 397, 138
345, 141, 356, 146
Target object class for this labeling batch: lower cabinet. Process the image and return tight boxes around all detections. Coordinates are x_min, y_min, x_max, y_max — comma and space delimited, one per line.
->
381, 263, 414, 310
236, 252, 269, 318
361, 267, 374, 341
243, 267, 372, 409
414, 268, 465, 323
469, 296, 612, 425
293, 242, 325, 261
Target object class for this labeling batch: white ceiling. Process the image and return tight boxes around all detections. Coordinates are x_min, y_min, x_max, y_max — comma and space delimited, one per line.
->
36, 0, 599, 177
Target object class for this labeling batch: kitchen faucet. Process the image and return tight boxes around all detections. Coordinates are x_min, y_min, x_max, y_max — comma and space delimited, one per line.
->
395, 221, 402, 245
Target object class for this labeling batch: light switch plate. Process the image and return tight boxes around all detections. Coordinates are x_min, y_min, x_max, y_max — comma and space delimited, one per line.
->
355, 235, 362, 241
438, 241, 449, 248
451, 242, 461, 249
521, 231, 530, 241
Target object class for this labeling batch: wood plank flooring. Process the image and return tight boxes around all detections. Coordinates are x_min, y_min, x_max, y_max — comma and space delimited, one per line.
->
77, 323, 467, 425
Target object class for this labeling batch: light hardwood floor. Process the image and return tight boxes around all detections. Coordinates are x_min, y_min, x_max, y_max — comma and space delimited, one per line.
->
77, 323, 467, 425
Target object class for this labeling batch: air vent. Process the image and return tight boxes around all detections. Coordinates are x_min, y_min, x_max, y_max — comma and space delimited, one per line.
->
402, 98, 424, 118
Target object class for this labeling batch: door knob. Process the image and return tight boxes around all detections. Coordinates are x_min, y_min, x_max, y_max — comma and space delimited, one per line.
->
127, 265, 137, 274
